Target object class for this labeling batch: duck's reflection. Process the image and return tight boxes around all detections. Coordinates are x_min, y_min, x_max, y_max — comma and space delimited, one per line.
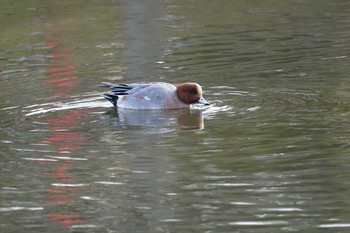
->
109, 108, 205, 131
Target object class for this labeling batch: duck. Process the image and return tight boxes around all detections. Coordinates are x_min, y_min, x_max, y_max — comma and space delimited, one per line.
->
100, 82, 210, 109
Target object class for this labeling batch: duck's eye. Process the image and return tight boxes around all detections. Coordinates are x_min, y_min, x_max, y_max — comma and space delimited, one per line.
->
190, 90, 197, 95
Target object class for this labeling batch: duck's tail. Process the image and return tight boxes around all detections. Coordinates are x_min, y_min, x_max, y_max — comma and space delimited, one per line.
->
99, 82, 133, 107
98, 92, 119, 107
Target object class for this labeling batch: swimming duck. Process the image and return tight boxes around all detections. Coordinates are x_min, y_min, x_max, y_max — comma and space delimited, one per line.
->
100, 82, 209, 109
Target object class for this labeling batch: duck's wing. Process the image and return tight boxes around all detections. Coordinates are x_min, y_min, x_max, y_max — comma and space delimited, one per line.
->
100, 82, 150, 107
101, 82, 133, 94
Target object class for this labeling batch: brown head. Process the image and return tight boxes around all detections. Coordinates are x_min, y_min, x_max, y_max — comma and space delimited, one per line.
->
176, 82, 209, 105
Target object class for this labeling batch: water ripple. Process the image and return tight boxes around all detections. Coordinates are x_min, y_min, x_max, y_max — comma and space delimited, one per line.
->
24, 94, 109, 116
94, 181, 125, 185
0, 207, 44, 212
318, 223, 350, 228
51, 183, 88, 187
228, 221, 289, 226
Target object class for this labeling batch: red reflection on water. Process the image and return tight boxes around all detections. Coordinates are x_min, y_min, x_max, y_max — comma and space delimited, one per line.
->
47, 172, 72, 179
40, 110, 87, 226
37, 33, 89, 227
51, 53, 73, 59
48, 66, 75, 73
45, 38, 61, 48
47, 213, 85, 226
44, 37, 79, 94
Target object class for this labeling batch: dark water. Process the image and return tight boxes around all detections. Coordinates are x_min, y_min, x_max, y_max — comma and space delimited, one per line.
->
1, 0, 350, 232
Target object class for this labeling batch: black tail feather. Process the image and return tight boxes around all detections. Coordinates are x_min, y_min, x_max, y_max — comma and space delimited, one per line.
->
100, 82, 133, 107
99, 93, 119, 107
101, 82, 133, 91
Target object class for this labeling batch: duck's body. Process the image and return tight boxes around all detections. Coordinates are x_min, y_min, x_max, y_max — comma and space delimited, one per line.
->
100, 82, 209, 109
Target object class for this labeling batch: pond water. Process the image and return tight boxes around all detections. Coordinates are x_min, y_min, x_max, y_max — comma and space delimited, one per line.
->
1, 0, 350, 232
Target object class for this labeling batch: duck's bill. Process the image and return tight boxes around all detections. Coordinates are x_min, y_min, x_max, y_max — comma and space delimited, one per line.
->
197, 97, 210, 105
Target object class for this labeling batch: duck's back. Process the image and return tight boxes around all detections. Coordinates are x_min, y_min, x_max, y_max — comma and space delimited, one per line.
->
117, 82, 188, 109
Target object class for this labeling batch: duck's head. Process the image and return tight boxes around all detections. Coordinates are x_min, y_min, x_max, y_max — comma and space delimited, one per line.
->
176, 82, 210, 106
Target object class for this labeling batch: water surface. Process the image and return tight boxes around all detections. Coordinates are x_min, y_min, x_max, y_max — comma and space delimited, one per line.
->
1, 0, 350, 232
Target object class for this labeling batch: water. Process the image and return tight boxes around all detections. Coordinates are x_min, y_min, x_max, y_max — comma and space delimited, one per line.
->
1, 0, 350, 232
